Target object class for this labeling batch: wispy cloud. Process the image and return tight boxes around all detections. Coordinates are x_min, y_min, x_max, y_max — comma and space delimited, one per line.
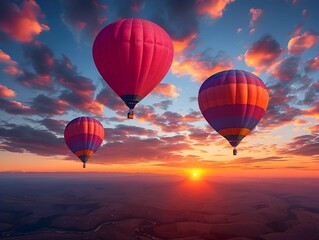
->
249, 8, 263, 33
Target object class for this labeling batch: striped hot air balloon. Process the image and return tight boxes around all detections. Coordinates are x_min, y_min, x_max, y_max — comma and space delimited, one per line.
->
198, 70, 269, 155
64, 117, 104, 168
92, 18, 174, 119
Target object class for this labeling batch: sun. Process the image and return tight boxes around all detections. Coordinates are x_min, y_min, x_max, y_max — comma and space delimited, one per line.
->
187, 169, 204, 181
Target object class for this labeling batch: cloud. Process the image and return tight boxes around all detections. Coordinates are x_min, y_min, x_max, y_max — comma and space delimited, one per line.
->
108, 0, 145, 18
17, 71, 52, 90
245, 35, 283, 73
23, 41, 55, 75
230, 156, 285, 164
39, 118, 67, 135
288, 31, 318, 55
59, 90, 104, 115
303, 100, 319, 118
197, 0, 235, 19
30, 94, 69, 115
300, 81, 319, 106
306, 124, 319, 133
249, 8, 263, 33
291, 24, 303, 37
0, 0, 49, 42
279, 134, 319, 156
151, 0, 200, 41
0, 123, 66, 156
152, 83, 180, 98
172, 49, 234, 82
54, 55, 96, 96
305, 56, 319, 73
0, 50, 21, 75
105, 124, 158, 142
61, 0, 107, 41
93, 134, 194, 164
260, 83, 302, 128
0, 98, 33, 115
147, 110, 203, 133
172, 33, 197, 54
0, 84, 16, 98
96, 86, 126, 111
153, 100, 173, 110
270, 56, 300, 81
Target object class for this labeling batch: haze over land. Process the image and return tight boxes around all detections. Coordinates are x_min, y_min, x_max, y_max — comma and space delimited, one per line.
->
1, 173, 319, 240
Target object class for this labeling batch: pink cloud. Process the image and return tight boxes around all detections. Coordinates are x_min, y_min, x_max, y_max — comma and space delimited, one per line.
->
0, 0, 49, 42
197, 0, 235, 19
0, 50, 22, 75
249, 8, 263, 33
288, 31, 318, 55
0, 98, 33, 115
173, 33, 197, 54
17, 73, 52, 90
245, 35, 283, 73
172, 51, 234, 82
305, 56, 319, 72
0, 84, 16, 98
152, 83, 180, 98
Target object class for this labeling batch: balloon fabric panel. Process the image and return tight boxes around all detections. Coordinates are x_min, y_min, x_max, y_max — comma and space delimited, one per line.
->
93, 18, 174, 110
198, 70, 269, 148
64, 117, 104, 164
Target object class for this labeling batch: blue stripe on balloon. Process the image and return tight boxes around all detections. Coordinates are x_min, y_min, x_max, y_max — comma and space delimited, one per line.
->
207, 116, 260, 131
66, 133, 103, 153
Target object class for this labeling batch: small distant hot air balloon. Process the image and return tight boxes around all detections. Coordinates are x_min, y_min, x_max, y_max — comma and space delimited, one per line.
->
198, 70, 269, 155
64, 117, 104, 168
93, 18, 174, 119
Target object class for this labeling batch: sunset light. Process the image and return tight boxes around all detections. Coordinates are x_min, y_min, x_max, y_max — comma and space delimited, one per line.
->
1, 0, 319, 239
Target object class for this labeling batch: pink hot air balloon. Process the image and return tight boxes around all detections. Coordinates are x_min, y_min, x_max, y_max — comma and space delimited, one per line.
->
93, 18, 174, 119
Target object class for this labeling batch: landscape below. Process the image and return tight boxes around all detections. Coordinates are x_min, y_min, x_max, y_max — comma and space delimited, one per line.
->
0, 172, 319, 240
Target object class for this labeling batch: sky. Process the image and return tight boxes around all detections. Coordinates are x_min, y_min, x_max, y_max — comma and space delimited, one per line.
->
0, 0, 318, 177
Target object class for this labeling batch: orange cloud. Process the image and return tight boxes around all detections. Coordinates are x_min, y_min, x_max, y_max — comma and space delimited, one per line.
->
249, 8, 263, 33
172, 53, 234, 82
197, 0, 235, 19
245, 35, 283, 73
0, 50, 22, 75
152, 83, 180, 98
0, 84, 16, 98
293, 119, 309, 125
288, 32, 318, 55
306, 124, 319, 132
0, 0, 49, 42
173, 33, 197, 54
303, 103, 319, 118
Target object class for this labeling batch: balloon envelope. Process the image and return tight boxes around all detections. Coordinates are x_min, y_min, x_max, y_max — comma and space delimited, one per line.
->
64, 117, 104, 167
198, 70, 269, 151
92, 18, 174, 117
